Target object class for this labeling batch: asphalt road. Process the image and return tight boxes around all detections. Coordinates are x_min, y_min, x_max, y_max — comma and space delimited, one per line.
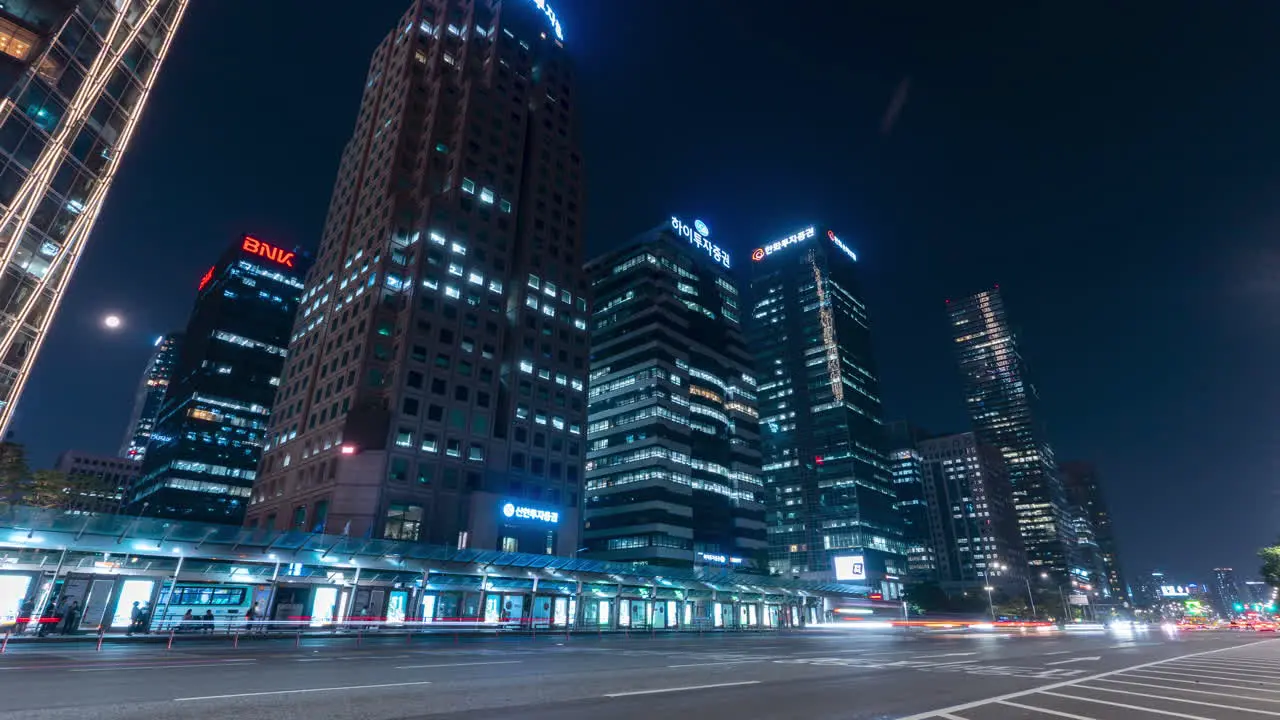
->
0, 626, 1275, 719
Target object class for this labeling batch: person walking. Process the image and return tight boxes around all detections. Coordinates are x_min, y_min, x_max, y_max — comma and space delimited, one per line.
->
36, 600, 56, 637
16, 597, 33, 634
127, 601, 143, 636
244, 602, 258, 634
60, 600, 80, 635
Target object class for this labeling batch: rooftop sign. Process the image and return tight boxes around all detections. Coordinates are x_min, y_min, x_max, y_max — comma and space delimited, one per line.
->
242, 236, 296, 268
670, 215, 730, 268
530, 0, 564, 41
751, 226, 857, 263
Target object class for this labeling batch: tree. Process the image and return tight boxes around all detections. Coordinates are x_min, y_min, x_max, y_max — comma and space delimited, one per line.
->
903, 582, 951, 614
0, 441, 30, 513
27, 470, 116, 513
1259, 542, 1280, 589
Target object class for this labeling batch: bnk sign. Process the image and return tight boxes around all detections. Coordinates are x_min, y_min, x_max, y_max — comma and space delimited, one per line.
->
242, 236, 296, 268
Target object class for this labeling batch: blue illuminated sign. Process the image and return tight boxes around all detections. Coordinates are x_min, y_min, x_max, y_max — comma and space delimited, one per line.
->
530, 0, 564, 41
502, 502, 559, 524
752, 226, 858, 263
826, 230, 857, 262
670, 215, 730, 268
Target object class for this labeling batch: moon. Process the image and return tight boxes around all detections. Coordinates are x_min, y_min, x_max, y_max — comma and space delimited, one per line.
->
102, 314, 122, 330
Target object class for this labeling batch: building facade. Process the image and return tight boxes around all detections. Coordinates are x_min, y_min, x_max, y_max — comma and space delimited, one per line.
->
748, 225, 904, 594
0, 0, 188, 436
1059, 460, 1127, 602
245, 1, 589, 557
53, 450, 139, 512
119, 332, 182, 462
889, 447, 936, 582
583, 218, 765, 570
126, 235, 307, 522
917, 432, 1025, 589
1209, 567, 1243, 617
948, 287, 1075, 580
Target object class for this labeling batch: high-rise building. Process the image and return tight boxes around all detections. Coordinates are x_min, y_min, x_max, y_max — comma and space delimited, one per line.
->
0, 0, 188, 436
53, 450, 139, 512
948, 287, 1075, 579
1210, 567, 1244, 617
126, 235, 307, 522
583, 218, 765, 569
886, 420, 935, 582
119, 332, 182, 462
245, 1, 589, 556
916, 432, 1025, 589
1059, 460, 1127, 602
749, 224, 905, 594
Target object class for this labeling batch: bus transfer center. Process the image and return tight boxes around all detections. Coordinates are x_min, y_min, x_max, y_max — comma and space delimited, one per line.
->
0, 507, 879, 634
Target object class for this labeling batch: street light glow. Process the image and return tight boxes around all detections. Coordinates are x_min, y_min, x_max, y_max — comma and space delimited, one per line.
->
102, 314, 122, 330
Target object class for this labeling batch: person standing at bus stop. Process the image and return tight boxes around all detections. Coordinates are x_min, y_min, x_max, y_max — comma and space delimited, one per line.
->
127, 601, 143, 636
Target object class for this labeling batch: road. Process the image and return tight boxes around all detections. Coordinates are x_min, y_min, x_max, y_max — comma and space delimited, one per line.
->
0, 626, 1275, 719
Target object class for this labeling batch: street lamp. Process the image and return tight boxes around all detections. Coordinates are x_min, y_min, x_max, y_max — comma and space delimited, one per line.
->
984, 585, 996, 620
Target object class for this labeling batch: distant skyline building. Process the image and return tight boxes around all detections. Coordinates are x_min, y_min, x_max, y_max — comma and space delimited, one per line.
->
582, 218, 766, 569
917, 431, 1025, 589
53, 450, 139, 513
119, 332, 182, 462
126, 235, 307, 522
245, 1, 589, 557
1210, 567, 1243, 616
889, 447, 936, 582
0, 0, 189, 437
1060, 460, 1126, 602
749, 224, 905, 595
948, 287, 1075, 581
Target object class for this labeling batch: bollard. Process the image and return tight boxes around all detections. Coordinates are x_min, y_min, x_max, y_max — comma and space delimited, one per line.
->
1, 629, 9, 654
96, 626, 105, 652
167, 628, 175, 650
295, 631, 301, 648
356, 630, 362, 647
233, 632, 239, 649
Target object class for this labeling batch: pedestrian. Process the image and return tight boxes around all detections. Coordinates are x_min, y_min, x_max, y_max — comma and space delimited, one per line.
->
180, 609, 194, 632
244, 602, 258, 634
17, 597, 33, 634
60, 600, 80, 635
202, 609, 214, 634
36, 601, 56, 637
127, 601, 143, 636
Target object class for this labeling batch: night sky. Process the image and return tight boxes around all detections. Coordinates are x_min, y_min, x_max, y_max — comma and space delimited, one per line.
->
15, 0, 1280, 581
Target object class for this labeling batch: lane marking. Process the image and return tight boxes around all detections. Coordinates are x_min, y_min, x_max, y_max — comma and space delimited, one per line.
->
71, 660, 257, 673
1045, 651, 1074, 656
1040, 689, 1215, 719
1171, 659, 1280, 675
1075, 683, 1280, 716
1177, 656, 1280, 668
1138, 666, 1280, 685
894, 640, 1273, 720
1045, 656, 1101, 666
998, 699, 1099, 719
1124, 671, 1280, 694
667, 660, 764, 668
175, 680, 433, 702
938, 714, 972, 720
395, 660, 523, 670
604, 680, 761, 698
1097, 677, 1280, 703
911, 652, 978, 659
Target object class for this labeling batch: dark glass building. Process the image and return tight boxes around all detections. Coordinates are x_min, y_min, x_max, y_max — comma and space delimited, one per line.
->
749, 225, 905, 595
246, 1, 589, 557
949, 287, 1075, 580
1060, 460, 1127, 602
0, 0, 188, 436
119, 332, 182, 462
126, 235, 307, 523
583, 218, 766, 570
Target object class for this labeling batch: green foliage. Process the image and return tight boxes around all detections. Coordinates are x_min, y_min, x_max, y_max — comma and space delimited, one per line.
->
1259, 542, 1280, 589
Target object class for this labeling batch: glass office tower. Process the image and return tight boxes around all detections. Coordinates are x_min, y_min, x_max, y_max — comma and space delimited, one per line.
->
127, 235, 307, 523
119, 331, 181, 462
1060, 460, 1127, 601
0, 0, 188, 436
948, 287, 1075, 579
245, 1, 589, 556
749, 225, 905, 595
583, 218, 766, 570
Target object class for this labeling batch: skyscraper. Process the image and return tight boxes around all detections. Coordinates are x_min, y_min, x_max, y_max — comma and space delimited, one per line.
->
917, 432, 1025, 589
126, 235, 307, 522
889, 447, 936, 582
0, 0, 188, 436
119, 331, 182, 462
1060, 460, 1127, 602
583, 217, 765, 569
749, 225, 905, 594
245, 1, 588, 555
1209, 567, 1243, 617
949, 287, 1075, 580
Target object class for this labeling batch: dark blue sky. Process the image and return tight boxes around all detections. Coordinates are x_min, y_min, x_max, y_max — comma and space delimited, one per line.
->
14, 0, 1280, 580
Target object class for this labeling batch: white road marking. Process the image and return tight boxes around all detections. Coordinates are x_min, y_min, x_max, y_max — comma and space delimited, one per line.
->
1075, 683, 1280, 716
667, 660, 764, 668
1045, 651, 1074, 656
1039, 690, 1214, 719
72, 660, 257, 672
1177, 656, 1280, 669
937, 714, 971, 720
395, 660, 523, 670
1124, 671, 1280, 694
998, 699, 1099, 719
1171, 659, 1280, 675
604, 680, 761, 698
893, 640, 1272, 720
1139, 666, 1280, 685
912, 652, 978, 659
1097, 676, 1280, 703
175, 681, 433, 702
1045, 656, 1101, 666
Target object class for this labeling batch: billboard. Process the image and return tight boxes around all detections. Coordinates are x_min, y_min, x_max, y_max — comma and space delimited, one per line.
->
833, 555, 866, 582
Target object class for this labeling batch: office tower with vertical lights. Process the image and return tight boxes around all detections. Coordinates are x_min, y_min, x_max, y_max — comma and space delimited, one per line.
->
126, 235, 308, 523
949, 287, 1075, 580
0, 0, 188, 436
917, 431, 1025, 589
119, 331, 182, 462
583, 218, 765, 569
1060, 460, 1127, 602
748, 225, 905, 595
245, 1, 589, 557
